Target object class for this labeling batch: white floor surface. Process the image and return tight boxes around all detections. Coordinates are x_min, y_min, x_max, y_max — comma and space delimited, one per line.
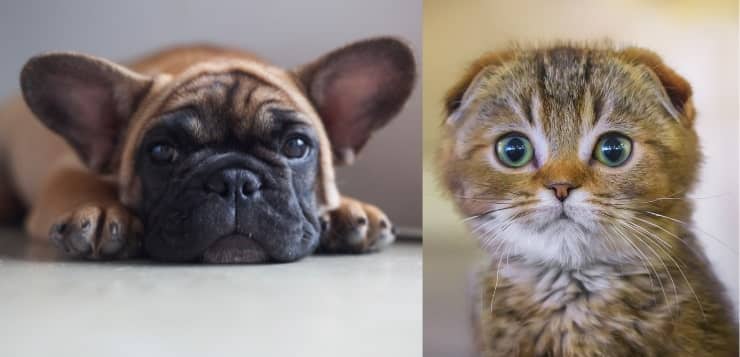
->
0, 228, 421, 357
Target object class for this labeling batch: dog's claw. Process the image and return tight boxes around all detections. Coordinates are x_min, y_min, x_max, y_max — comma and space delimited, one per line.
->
48, 203, 142, 260
318, 197, 396, 254
109, 222, 120, 237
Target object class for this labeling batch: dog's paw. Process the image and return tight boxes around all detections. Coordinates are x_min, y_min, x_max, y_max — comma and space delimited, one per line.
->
318, 197, 397, 254
48, 203, 143, 260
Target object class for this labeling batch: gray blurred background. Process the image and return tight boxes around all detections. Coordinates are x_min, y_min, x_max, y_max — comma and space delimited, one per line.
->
0, 0, 422, 232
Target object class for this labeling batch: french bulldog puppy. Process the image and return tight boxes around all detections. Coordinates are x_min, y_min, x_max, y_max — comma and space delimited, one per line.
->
0, 37, 415, 263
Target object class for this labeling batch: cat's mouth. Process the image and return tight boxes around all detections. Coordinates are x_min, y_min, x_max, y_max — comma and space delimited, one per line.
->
534, 206, 592, 233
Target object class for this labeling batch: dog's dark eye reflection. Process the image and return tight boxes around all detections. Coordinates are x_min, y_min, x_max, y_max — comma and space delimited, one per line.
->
149, 143, 178, 164
282, 136, 310, 159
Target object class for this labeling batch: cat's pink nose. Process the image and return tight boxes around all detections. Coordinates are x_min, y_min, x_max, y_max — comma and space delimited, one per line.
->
546, 183, 577, 202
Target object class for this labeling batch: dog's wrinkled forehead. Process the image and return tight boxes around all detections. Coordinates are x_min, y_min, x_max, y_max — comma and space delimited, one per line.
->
118, 60, 339, 210
157, 71, 306, 139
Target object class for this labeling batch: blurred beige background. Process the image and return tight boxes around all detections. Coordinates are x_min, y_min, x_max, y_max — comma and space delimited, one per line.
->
0, 0, 422, 232
423, 0, 739, 355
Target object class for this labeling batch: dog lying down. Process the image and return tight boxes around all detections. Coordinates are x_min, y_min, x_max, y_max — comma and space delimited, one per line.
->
0, 37, 416, 263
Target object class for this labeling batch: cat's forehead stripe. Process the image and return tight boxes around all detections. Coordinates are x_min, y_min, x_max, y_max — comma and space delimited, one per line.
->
539, 47, 591, 102
469, 48, 629, 152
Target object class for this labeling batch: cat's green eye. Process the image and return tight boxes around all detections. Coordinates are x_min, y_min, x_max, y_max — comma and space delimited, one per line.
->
495, 134, 534, 168
594, 133, 632, 167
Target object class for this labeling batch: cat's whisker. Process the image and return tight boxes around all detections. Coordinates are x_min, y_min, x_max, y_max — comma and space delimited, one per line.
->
607, 191, 727, 204
598, 225, 617, 252
475, 216, 515, 255
620, 216, 674, 251
478, 223, 505, 252
616, 215, 707, 321
470, 218, 494, 236
604, 188, 688, 203
483, 213, 521, 312
600, 213, 663, 283
605, 217, 664, 307
665, 253, 708, 322
623, 207, 737, 254
610, 225, 658, 304
602, 191, 722, 208
620, 220, 667, 251
598, 202, 738, 255
490, 242, 511, 313
608, 206, 706, 320
624, 219, 708, 321
639, 194, 728, 203
687, 193, 728, 200
612, 219, 677, 313
597, 179, 714, 321
616, 219, 682, 311
463, 204, 523, 222
596, 214, 625, 253
623, 214, 693, 253
454, 195, 517, 203
483, 236, 505, 262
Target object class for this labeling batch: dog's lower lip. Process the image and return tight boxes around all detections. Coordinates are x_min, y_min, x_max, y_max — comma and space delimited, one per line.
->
201, 234, 269, 264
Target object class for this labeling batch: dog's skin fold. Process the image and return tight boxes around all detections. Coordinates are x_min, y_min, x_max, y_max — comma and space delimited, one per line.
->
0, 38, 415, 263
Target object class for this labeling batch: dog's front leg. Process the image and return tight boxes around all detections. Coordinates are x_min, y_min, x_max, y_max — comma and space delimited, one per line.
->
25, 166, 142, 260
317, 196, 397, 254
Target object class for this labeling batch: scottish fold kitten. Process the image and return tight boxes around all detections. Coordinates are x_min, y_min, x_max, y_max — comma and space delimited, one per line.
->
437, 44, 738, 356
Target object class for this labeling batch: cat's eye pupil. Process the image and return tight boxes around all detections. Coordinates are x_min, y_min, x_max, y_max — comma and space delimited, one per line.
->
504, 137, 526, 162
594, 133, 632, 167
601, 137, 624, 162
495, 134, 533, 168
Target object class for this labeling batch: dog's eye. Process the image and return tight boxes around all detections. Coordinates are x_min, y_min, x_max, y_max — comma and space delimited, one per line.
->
149, 143, 178, 164
282, 135, 311, 159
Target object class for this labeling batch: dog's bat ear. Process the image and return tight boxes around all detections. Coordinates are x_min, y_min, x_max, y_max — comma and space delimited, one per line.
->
20, 52, 153, 172
295, 37, 416, 165
619, 47, 694, 126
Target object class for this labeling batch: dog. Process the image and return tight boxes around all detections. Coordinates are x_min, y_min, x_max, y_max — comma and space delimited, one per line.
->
0, 37, 416, 263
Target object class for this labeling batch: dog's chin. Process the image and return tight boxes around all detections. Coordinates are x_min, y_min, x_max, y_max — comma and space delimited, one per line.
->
201, 235, 270, 264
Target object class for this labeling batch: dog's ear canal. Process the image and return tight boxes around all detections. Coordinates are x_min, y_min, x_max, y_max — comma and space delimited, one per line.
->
20, 52, 153, 173
295, 37, 416, 165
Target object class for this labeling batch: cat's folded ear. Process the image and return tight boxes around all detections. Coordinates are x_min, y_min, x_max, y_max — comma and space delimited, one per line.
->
444, 50, 516, 123
619, 47, 694, 126
20, 52, 153, 172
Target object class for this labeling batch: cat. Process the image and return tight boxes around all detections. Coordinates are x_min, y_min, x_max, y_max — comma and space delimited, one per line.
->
436, 43, 738, 356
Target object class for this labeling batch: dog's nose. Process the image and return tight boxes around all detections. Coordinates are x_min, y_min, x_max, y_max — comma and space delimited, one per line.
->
545, 182, 578, 202
205, 168, 262, 198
